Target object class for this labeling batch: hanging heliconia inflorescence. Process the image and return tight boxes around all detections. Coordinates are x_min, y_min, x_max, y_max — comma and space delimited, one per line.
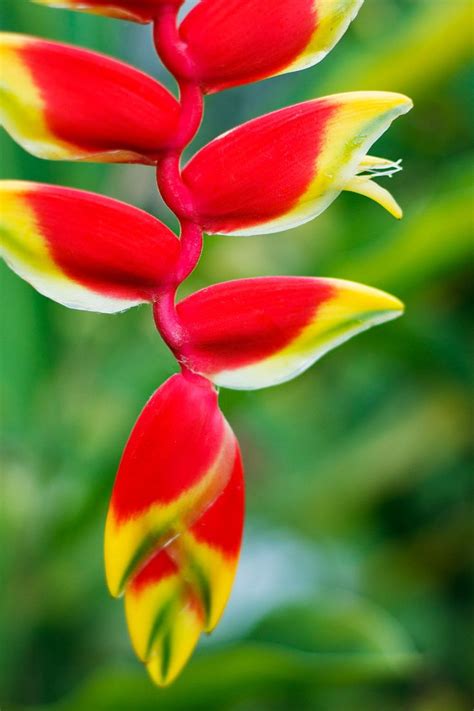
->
0, 0, 412, 686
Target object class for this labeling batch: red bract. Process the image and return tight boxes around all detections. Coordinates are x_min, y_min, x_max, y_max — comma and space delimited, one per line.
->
105, 374, 241, 590
1, 0, 412, 686
173, 277, 403, 389
0, 182, 180, 312
105, 373, 244, 684
0, 33, 181, 163
180, 93, 412, 235
179, 0, 364, 93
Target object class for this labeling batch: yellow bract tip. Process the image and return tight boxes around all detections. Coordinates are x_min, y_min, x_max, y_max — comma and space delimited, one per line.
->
330, 279, 405, 318
344, 176, 403, 219
0, 31, 32, 49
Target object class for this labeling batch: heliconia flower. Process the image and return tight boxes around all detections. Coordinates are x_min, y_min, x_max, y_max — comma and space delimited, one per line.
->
172, 277, 404, 390
181, 92, 413, 236
125, 452, 244, 686
104, 373, 241, 600
4, 0, 411, 688
0, 33, 180, 163
0, 181, 180, 313
179, 0, 364, 93
32, 0, 183, 23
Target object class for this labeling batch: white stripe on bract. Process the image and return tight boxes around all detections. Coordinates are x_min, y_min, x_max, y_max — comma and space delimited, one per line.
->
208, 309, 403, 391
2, 253, 144, 313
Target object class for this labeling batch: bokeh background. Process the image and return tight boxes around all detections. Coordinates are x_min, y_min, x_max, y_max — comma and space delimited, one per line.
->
1, 0, 473, 709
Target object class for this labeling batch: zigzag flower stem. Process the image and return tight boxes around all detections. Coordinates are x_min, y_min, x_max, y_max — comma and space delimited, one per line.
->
152, 4, 204, 357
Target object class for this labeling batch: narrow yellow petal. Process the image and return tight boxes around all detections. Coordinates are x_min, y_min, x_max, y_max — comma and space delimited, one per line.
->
359, 155, 393, 169
345, 175, 403, 219
358, 155, 402, 176
273, 91, 412, 232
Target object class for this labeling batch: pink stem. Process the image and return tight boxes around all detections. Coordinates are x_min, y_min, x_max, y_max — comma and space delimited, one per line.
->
176, 78, 204, 148
156, 152, 196, 221
152, 287, 185, 351
151, 4, 204, 355
152, 222, 202, 357
176, 219, 203, 282
153, 4, 196, 81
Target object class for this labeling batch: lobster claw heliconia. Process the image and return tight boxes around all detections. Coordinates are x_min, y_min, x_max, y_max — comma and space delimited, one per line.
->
173, 277, 404, 390
181, 92, 413, 235
0, 181, 181, 312
0, 33, 181, 163
179, 0, 365, 93
105, 373, 244, 685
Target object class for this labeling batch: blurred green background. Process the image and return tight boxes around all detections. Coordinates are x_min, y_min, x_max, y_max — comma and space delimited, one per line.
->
1, 0, 473, 709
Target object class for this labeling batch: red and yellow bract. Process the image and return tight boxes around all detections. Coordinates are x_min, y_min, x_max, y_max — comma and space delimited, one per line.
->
1, 0, 413, 687
0, 33, 180, 163
0, 181, 180, 312
105, 373, 244, 684
32, 0, 362, 78
125, 443, 243, 685
174, 277, 403, 390
182, 92, 412, 235
180, 0, 364, 93
105, 373, 240, 597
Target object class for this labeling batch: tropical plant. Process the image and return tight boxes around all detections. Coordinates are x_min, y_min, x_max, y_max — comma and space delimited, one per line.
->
0, 0, 413, 687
